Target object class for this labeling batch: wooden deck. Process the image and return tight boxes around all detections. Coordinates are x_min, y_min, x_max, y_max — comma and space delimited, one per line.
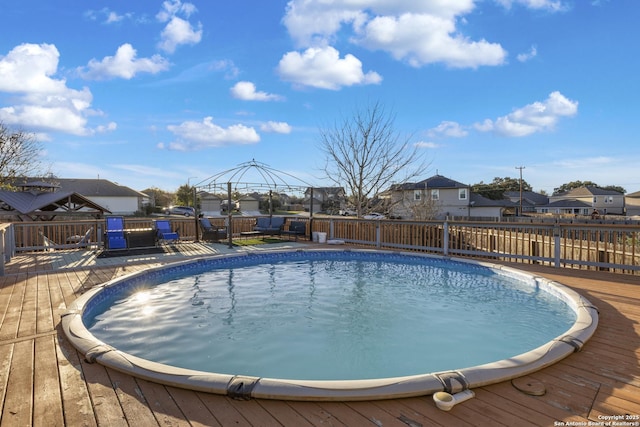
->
1, 243, 639, 426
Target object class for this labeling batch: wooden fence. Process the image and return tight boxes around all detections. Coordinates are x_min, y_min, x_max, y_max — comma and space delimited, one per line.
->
2, 216, 639, 276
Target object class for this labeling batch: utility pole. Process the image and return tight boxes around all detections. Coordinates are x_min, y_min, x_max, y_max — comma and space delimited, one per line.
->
516, 166, 525, 216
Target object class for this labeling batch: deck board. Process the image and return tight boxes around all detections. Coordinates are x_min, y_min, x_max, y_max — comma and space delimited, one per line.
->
0, 244, 639, 426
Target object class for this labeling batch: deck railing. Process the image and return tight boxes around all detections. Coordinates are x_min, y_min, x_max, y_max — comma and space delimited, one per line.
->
311, 218, 640, 275
2, 217, 639, 276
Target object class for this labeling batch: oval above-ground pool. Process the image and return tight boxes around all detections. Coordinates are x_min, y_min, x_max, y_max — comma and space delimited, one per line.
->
61, 249, 598, 401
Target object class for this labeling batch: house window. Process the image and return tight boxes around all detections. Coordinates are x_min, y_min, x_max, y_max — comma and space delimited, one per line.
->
414, 190, 421, 201
458, 188, 467, 200
431, 189, 439, 200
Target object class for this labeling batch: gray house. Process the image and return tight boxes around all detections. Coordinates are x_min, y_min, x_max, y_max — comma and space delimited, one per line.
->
389, 174, 516, 220
504, 191, 550, 214
540, 186, 625, 216
303, 187, 346, 214
626, 190, 640, 217
198, 192, 223, 216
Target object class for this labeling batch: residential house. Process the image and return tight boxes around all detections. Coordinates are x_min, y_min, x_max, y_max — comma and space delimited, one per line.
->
198, 192, 223, 216
503, 191, 550, 214
238, 194, 260, 214
540, 186, 625, 216
389, 174, 516, 220
303, 187, 346, 214
624, 190, 640, 217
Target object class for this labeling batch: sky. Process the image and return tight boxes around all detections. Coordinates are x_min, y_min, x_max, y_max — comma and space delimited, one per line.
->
1, 0, 639, 195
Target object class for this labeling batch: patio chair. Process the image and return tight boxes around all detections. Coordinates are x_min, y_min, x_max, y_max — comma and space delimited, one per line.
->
105, 216, 127, 250
282, 221, 307, 241
199, 217, 227, 242
154, 220, 179, 244
39, 227, 95, 251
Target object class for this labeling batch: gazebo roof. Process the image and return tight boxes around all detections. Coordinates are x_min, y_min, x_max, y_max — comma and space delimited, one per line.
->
0, 190, 110, 220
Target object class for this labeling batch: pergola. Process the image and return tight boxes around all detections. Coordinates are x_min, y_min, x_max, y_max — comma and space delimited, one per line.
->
0, 189, 109, 221
192, 160, 316, 247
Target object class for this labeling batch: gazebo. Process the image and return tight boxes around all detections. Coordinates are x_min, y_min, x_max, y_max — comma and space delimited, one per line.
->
192, 160, 316, 247
0, 181, 110, 221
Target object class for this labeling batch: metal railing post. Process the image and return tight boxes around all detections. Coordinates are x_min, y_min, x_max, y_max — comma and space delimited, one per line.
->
443, 221, 449, 256
553, 224, 561, 268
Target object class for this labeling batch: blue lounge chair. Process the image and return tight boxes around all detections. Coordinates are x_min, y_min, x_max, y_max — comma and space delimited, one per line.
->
154, 220, 179, 244
105, 216, 127, 250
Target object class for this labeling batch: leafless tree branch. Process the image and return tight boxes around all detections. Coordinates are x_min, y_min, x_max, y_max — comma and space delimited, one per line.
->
320, 101, 429, 216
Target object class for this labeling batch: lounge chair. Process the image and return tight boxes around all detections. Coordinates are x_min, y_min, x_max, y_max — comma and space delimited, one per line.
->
199, 217, 227, 242
154, 220, 179, 244
39, 227, 95, 251
105, 216, 127, 250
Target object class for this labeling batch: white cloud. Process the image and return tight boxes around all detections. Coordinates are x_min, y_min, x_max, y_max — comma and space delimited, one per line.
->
278, 46, 382, 90
231, 81, 284, 101
282, 0, 506, 69
517, 45, 538, 62
260, 121, 292, 134
85, 7, 137, 24
356, 13, 506, 68
156, 0, 202, 53
475, 91, 578, 137
415, 141, 440, 149
96, 122, 118, 133
0, 43, 110, 136
427, 121, 468, 138
164, 116, 260, 150
78, 44, 170, 80
495, 0, 567, 12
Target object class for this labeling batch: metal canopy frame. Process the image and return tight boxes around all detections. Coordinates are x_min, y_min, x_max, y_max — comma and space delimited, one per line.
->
192, 160, 316, 247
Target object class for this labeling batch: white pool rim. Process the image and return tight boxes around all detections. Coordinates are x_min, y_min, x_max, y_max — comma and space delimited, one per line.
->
61, 249, 598, 401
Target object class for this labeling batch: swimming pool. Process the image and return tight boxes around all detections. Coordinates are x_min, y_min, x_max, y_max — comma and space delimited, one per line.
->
62, 249, 598, 401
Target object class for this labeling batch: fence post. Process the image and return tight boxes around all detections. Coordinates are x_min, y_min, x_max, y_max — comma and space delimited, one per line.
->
376, 222, 381, 248
443, 221, 449, 256
0, 228, 5, 276
329, 218, 334, 240
553, 224, 561, 268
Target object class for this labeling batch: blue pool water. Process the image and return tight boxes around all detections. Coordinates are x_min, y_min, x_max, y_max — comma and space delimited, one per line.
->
84, 251, 575, 381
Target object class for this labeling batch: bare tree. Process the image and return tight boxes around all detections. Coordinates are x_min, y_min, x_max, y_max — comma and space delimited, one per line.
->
319, 101, 427, 217
0, 123, 44, 188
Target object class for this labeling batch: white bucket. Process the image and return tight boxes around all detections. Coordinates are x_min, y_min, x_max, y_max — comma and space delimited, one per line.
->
312, 232, 319, 242
317, 232, 327, 244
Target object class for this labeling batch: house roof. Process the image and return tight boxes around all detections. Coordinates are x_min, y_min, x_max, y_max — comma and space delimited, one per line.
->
557, 186, 623, 198
545, 199, 592, 208
626, 190, 640, 198
504, 191, 550, 206
13, 177, 146, 198
470, 193, 517, 207
392, 174, 468, 191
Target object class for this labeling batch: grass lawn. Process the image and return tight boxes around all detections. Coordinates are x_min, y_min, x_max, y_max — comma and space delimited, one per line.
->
234, 237, 283, 246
